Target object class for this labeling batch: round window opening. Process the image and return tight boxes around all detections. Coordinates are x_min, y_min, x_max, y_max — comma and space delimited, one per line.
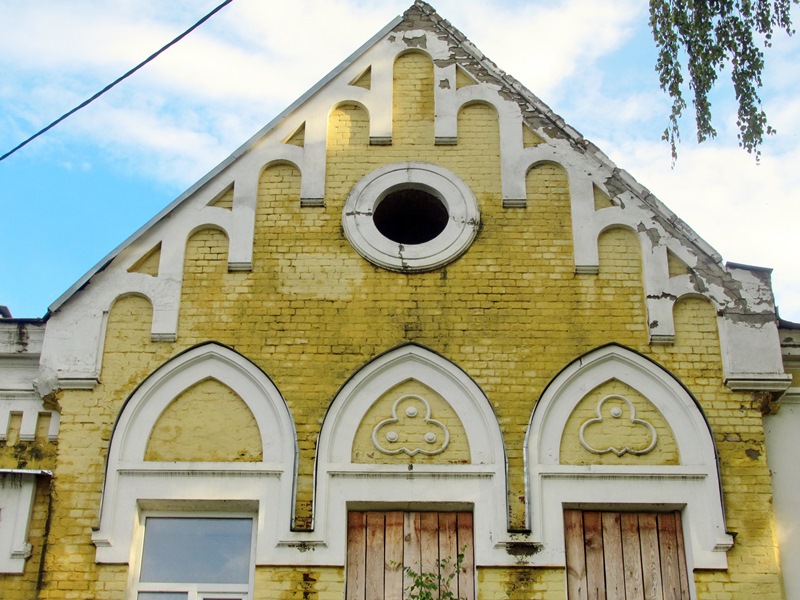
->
373, 188, 449, 245
342, 162, 479, 272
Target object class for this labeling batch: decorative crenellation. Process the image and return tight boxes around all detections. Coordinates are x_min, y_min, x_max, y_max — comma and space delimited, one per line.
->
0, 393, 59, 442
37, 13, 787, 394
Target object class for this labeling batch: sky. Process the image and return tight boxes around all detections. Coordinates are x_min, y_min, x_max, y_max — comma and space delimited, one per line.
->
1, 0, 799, 321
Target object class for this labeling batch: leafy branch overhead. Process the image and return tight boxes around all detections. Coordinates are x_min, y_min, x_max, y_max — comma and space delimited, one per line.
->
649, 0, 798, 160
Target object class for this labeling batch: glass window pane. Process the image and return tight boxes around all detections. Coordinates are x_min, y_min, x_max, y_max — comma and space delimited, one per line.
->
140, 517, 252, 584
138, 593, 188, 600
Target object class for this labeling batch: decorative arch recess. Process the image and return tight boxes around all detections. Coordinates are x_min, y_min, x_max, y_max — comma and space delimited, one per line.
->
92, 342, 297, 565
526, 344, 733, 569
312, 344, 520, 566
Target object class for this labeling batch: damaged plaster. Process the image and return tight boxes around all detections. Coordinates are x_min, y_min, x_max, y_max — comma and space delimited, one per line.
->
34, 0, 788, 396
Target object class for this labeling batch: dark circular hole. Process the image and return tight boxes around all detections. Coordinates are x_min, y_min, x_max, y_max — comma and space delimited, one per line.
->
373, 188, 449, 245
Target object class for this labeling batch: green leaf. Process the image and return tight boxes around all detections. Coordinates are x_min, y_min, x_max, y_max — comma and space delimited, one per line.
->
649, 0, 797, 161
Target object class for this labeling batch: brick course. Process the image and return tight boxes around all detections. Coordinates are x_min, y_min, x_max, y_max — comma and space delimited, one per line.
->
3, 33, 783, 600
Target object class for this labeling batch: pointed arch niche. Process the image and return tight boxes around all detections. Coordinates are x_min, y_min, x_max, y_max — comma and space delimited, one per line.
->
526, 345, 733, 570
312, 344, 517, 565
92, 343, 297, 565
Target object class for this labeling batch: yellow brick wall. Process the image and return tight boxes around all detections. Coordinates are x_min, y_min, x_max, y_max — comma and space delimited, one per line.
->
654, 298, 783, 599
0, 388, 58, 596
478, 567, 565, 599
19, 49, 784, 599
209, 186, 234, 209
34, 294, 169, 599
593, 185, 614, 210
145, 378, 262, 462
255, 566, 344, 600
127, 243, 161, 276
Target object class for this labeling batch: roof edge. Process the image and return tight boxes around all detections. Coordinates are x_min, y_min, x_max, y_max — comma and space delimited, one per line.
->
50, 2, 732, 315
779, 317, 800, 330
48, 11, 405, 315
415, 1, 724, 266
726, 261, 773, 274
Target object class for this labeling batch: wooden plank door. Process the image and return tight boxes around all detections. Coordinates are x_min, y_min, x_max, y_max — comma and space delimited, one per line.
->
565, 510, 691, 600
347, 511, 474, 600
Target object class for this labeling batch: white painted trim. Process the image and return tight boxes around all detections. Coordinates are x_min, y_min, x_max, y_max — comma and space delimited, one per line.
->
318, 345, 503, 465
578, 394, 658, 456
0, 392, 60, 442
56, 377, 99, 390
371, 394, 451, 456
0, 471, 38, 573
526, 344, 733, 569
764, 400, 800, 598
47, 13, 406, 316
724, 376, 791, 392
307, 344, 527, 566
342, 163, 480, 272
93, 343, 297, 565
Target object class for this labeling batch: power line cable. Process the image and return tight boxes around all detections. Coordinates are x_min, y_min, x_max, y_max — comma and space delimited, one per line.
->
0, 0, 234, 162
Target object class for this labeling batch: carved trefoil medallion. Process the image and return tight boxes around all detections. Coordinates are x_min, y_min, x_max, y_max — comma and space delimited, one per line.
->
579, 394, 657, 457
371, 394, 450, 456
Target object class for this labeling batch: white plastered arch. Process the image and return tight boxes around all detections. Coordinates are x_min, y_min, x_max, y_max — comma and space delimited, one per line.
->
306, 344, 525, 566
526, 344, 733, 570
92, 342, 297, 565
319, 344, 503, 465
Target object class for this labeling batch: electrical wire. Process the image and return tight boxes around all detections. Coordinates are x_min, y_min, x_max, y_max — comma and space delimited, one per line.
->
0, 0, 234, 162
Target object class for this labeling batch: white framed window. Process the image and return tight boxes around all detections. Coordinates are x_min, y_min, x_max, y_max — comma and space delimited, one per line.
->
133, 514, 255, 600
527, 344, 733, 572
93, 343, 297, 566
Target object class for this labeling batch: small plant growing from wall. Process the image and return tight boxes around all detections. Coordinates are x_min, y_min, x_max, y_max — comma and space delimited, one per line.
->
395, 548, 467, 600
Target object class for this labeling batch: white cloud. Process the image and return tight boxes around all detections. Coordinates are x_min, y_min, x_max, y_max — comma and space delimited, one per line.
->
68, 101, 232, 184
431, 0, 644, 100
2, 0, 800, 321
3, 0, 646, 187
604, 135, 800, 321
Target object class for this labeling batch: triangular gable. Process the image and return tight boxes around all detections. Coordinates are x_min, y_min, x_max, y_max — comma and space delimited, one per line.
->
38, 1, 787, 395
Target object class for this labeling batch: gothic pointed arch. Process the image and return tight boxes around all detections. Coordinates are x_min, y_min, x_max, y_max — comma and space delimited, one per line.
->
93, 342, 297, 565
318, 344, 504, 465
310, 344, 521, 566
526, 344, 733, 570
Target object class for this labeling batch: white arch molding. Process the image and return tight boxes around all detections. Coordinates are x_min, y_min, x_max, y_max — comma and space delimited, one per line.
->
526, 344, 733, 570
312, 344, 528, 566
92, 343, 297, 565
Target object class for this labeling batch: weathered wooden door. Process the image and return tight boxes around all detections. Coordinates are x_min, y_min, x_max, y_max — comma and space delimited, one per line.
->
564, 510, 691, 600
346, 511, 475, 600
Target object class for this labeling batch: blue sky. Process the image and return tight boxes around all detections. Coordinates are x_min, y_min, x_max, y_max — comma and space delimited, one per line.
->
2, 0, 799, 320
